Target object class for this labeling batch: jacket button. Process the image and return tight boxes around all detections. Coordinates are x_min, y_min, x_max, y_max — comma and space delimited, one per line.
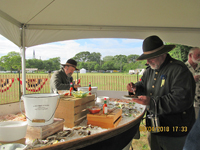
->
183, 111, 186, 114
150, 93, 152, 95
152, 85, 154, 88
154, 78, 156, 80
155, 72, 158, 74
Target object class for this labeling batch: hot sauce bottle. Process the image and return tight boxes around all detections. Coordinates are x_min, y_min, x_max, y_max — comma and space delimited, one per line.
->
103, 98, 107, 114
69, 82, 73, 96
77, 78, 80, 84
88, 82, 92, 95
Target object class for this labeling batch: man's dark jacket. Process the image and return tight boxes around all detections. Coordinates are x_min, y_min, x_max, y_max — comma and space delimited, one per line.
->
50, 68, 73, 93
135, 54, 196, 136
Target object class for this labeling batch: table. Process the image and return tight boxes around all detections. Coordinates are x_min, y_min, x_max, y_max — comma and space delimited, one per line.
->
36, 102, 145, 150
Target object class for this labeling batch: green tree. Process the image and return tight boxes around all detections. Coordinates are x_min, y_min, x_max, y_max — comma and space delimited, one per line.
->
48, 57, 61, 70
167, 43, 192, 62
88, 52, 101, 64
127, 54, 139, 63
86, 61, 97, 71
0, 51, 21, 72
26, 59, 43, 70
113, 55, 127, 72
78, 62, 87, 69
43, 60, 53, 71
94, 64, 101, 71
73, 51, 90, 62
123, 60, 146, 72
103, 56, 114, 62
101, 61, 116, 70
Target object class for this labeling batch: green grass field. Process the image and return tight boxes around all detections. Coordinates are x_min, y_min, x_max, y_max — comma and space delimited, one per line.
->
0, 72, 142, 104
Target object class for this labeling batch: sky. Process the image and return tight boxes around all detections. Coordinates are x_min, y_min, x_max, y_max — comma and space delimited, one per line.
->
0, 34, 143, 64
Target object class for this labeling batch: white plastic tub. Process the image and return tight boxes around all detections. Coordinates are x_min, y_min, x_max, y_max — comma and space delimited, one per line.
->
0, 121, 28, 142
21, 93, 60, 126
96, 96, 109, 104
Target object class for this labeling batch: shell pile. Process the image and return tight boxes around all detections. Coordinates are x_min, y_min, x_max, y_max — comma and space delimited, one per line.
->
24, 125, 102, 149
105, 101, 144, 118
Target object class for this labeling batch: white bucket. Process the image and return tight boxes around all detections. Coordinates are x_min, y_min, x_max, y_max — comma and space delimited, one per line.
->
21, 93, 60, 126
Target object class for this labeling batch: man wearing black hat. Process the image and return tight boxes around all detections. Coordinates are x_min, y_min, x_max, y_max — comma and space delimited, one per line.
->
50, 59, 81, 93
127, 35, 195, 150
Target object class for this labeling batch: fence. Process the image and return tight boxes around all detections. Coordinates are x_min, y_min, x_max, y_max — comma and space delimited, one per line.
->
0, 73, 141, 105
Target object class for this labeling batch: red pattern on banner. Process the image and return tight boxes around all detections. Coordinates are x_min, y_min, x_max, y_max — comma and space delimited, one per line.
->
0, 78, 14, 93
17, 78, 48, 92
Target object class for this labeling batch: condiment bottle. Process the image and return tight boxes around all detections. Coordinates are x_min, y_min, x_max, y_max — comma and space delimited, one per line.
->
77, 78, 80, 84
88, 82, 92, 95
69, 82, 73, 96
103, 98, 107, 114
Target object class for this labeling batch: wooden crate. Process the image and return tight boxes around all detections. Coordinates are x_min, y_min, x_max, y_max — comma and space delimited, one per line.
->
55, 94, 95, 128
87, 108, 122, 129
25, 118, 64, 140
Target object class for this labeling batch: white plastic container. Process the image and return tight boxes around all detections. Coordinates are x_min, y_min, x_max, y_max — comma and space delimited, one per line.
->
21, 93, 60, 126
96, 96, 109, 104
0, 121, 28, 142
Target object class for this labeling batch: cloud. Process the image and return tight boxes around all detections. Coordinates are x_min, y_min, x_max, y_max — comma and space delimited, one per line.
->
76, 38, 143, 58
121, 39, 143, 44
0, 35, 21, 55
0, 35, 143, 64
27, 40, 81, 64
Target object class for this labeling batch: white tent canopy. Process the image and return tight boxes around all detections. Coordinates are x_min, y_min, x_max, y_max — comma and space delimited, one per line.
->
0, 0, 200, 94
80, 68, 86, 74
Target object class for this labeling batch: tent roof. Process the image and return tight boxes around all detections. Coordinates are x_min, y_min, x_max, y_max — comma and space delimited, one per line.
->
0, 0, 200, 47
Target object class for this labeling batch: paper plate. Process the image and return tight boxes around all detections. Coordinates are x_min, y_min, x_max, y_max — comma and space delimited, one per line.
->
122, 95, 138, 100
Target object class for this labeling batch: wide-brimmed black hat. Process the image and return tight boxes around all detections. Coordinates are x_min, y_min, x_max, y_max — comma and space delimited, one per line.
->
137, 35, 175, 61
61, 59, 79, 70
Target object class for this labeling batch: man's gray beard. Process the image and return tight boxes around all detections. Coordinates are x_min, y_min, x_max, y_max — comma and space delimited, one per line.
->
192, 56, 200, 64
149, 64, 159, 70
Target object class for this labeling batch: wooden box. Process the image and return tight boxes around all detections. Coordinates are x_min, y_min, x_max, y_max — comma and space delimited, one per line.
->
25, 118, 64, 140
55, 95, 95, 128
87, 108, 122, 129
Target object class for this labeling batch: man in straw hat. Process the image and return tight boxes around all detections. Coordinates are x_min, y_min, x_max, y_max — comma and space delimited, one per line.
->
127, 35, 195, 150
50, 59, 81, 93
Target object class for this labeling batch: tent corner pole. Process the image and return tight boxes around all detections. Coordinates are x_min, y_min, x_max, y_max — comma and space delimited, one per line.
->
21, 47, 26, 95
21, 26, 26, 95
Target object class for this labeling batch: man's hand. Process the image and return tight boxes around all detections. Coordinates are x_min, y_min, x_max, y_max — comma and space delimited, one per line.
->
74, 84, 81, 89
194, 75, 200, 82
132, 95, 150, 106
127, 82, 136, 93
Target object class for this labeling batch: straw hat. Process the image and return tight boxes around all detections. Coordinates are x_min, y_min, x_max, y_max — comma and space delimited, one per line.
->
61, 59, 79, 70
137, 35, 175, 60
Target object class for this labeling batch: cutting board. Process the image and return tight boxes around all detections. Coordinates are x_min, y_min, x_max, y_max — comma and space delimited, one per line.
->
87, 108, 122, 129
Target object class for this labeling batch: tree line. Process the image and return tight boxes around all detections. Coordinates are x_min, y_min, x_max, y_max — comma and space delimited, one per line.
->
0, 43, 193, 73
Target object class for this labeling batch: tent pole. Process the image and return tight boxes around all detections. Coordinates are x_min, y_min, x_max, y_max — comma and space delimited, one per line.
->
21, 26, 26, 95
